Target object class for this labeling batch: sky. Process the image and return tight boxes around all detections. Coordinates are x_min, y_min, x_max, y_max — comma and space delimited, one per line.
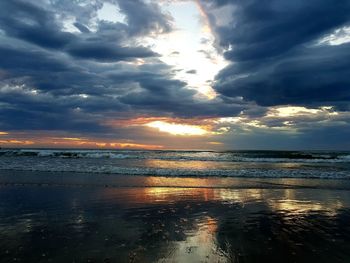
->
0, 0, 350, 150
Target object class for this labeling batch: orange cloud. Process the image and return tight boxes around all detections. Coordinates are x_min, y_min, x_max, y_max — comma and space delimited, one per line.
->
0, 133, 164, 150
194, 0, 213, 34
145, 121, 208, 136
106, 116, 217, 129
208, 141, 223, 145
106, 116, 215, 126
61, 137, 87, 141
0, 115, 230, 149
0, 139, 34, 145
105, 116, 220, 137
48, 138, 164, 149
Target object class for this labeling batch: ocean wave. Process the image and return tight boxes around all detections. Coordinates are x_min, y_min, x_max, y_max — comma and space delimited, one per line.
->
1, 150, 349, 179
1, 149, 350, 163
0, 149, 133, 159
0, 164, 349, 179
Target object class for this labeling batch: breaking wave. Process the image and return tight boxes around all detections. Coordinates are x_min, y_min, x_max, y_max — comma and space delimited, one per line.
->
0, 149, 349, 179
0, 149, 349, 163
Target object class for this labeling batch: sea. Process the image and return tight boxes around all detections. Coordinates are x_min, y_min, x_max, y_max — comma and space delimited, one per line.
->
1, 149, 350, 262
0, 149, 349, 179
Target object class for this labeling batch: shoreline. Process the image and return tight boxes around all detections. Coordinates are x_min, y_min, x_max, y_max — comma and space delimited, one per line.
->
1, 170, 350, 190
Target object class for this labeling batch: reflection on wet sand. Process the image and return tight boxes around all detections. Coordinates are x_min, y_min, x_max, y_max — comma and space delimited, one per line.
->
0, 185, 350, 262
100, 185, 348, 215
2, 170, 350, 190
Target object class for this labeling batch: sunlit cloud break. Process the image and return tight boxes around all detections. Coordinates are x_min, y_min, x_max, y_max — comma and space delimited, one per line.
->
145, 121, 208, 136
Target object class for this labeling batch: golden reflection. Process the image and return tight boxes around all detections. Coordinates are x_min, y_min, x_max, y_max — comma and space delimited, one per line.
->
269, 199, 324, 214
99, 177, 347, 217
174, 215, 225, 262
142, 187, 195, 203
268, 189, 344, 215
205, 217, 218, 234
196, 217, 218, 244
283, 189, 295, 200
105, 187, 344, 218
142, 185, 217, 203
144, 159, 218, 170
144, 176, 211, 188
218, 189, 263, 203
100, 183, 266, 206
101, 187, 217, 205
0, 131, 9, 135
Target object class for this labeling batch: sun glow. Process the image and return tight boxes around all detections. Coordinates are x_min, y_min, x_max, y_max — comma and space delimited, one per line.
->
0, 134, 164, 149
59, 137, 87, 141
0, 139, 34, 145
145, 121, 208, 136
267, 106, 321, 117
266, 106, 338, 118
144, 1, 227, 99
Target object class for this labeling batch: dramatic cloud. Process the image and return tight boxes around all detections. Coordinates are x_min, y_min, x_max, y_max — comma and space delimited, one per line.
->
0, 1, 244, 135
0, 0, 350, 149
202, 0, 350, 108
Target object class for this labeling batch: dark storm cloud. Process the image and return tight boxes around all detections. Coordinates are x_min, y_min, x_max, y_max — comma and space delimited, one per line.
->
0, 107, 108, 133
0, 0, 162, 62
216, 43, 350, 107
110, 71, 245, 117
0, 0, 178, 133
73, 22, 91, 34
117, 0, 173, 35
0, 46, 70, 73
66, 42, 159, 62
202, 0, 350, 107
0, 0, 249, 135
219, 118, 350, 150
0, 0, 75, 49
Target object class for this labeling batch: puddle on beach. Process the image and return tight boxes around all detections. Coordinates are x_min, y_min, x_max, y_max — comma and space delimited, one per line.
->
0, 185, 350, 262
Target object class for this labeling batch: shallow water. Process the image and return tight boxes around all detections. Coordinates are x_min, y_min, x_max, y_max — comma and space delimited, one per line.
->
1, 149, 350, 179
0, 182, 350, 262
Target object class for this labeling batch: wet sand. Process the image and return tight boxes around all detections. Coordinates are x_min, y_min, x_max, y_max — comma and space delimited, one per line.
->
0, 171, 350, 262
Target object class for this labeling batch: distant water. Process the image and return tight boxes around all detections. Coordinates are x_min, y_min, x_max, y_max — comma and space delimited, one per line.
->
0, 149, 350, 179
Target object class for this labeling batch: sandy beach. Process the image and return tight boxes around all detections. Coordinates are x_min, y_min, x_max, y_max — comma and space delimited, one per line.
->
1, 171, 350, 263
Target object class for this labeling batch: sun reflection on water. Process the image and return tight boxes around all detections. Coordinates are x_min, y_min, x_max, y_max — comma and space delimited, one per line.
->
2, 183, 350, 262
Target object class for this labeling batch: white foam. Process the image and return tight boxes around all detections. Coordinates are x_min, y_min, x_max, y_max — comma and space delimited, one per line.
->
1, 149, 350, 164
